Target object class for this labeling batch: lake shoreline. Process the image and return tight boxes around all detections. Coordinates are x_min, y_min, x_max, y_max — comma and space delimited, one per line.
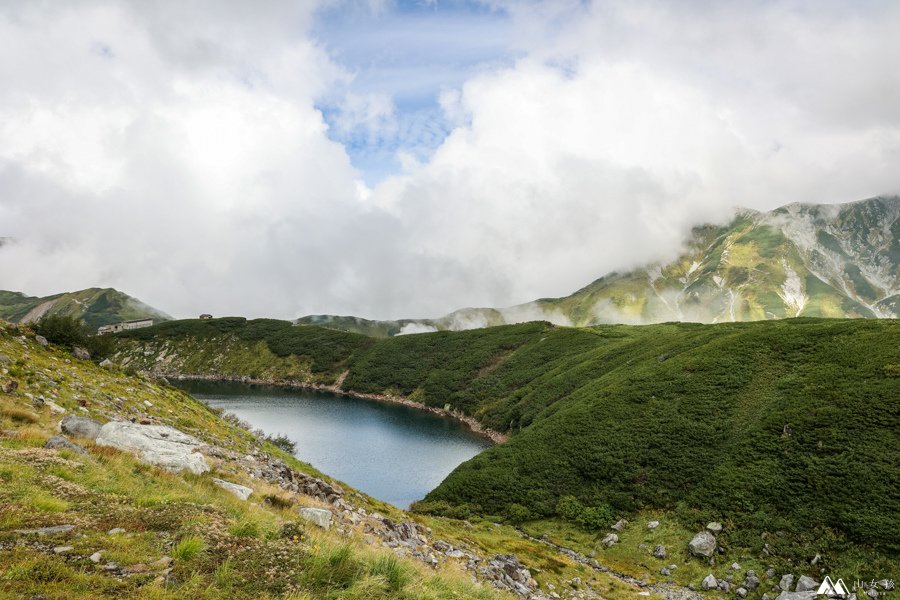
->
164, 372, 509, 444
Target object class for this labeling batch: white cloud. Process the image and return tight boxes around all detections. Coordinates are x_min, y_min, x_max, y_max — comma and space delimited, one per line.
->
0, 1, 898, 321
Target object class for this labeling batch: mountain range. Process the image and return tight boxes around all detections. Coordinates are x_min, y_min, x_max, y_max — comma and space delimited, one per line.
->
0, 287, 171, 330
2, 196, 897, 333
299, 196, 899, 336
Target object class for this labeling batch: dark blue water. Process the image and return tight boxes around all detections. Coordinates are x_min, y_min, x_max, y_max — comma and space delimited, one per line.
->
176, 380, 491, 508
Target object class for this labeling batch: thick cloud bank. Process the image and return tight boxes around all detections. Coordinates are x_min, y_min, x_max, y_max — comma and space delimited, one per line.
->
1, 1, 898, 319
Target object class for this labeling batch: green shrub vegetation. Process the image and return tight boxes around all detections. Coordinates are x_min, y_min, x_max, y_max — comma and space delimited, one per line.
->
115, 316, 900, 570
34, 314, 115, 359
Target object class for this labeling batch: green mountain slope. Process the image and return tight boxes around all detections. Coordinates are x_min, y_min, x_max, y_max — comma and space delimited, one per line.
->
112, 317, 900, 569
299, 196, 899, 335
0, 287, 171, 330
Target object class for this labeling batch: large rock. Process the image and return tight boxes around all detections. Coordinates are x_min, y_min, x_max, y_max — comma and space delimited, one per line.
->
212, 478, 253, 500
653, 544, 667, 559
298, 507, 332, 530
689, 531, 717, 557
795, 576, 819, 592
60, 415, 102, 440
35, 335, 49, 347
95, 422, 209, 475
72, 346, 91, 360
45, 435, 86, 454
601, 533, 619, 547
702, 574, 719, 590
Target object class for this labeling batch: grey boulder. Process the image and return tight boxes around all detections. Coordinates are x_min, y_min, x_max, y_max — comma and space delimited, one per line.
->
702, 575, 718, 590
72, 346, 91, 360
689, 531, 717, 557
780, 575, 795, 591
298, 507, 332, 530
212, 478, 253, 500
95, 422, 209, 475
35, 335, 49, 347
45, 435, 86, 454
601, 533, 618, 547
653, 544, 667, 559
796, 576, 819, 592
60, 415, 102, 440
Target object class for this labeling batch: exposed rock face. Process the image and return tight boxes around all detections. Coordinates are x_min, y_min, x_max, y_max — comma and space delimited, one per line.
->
45, 435, 86, 454
60, 415, 102, 440
298, 507, 332, 530
212, 478, 253, 500
478, 554, 541, 598
95, 422, 209, 474
689, 531, 717, 557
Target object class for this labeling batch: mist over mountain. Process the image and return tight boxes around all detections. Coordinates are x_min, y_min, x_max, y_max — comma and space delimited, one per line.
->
299, 196, 899, 335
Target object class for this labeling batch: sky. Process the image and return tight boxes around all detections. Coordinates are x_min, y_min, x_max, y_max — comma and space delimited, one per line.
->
0, 0, 898, 320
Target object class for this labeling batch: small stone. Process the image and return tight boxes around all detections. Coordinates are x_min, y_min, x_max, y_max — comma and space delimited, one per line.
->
611, 519, 628, 531
767, 569, 777, 579
108, 528, 126, 535
46, 401, 66, 415
732, 562, 742, 570
148, 556, 173, 570
72, 346, 91, 360
706, 521, 723, 534
143, 400, 153, 408
653, 545, 667, 559
35, 335, 49, 347
647, 520, 660, 529
600, 533, 618, 547
53, 546, 73, 554
661, 568, 671, 576
702, 574, 719, 590
810, 553, 821, 565
103, 562, 119, 571
89, 551, 104, 563
737, 587, 748, 598
99, 359, 113, 368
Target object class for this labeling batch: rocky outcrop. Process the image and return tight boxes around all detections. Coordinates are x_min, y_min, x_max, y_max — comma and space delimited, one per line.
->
72, 346, 91, 360
95, 422, 209, 474
60, 415, 102, 439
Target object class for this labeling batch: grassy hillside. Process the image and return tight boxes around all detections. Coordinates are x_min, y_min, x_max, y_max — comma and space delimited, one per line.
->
112, 317, 899, 577
0, 322, 522, 599
0, 288, 171, 330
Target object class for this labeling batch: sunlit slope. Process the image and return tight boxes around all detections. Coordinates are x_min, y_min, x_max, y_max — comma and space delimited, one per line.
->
0, 287, 171, 329
421, 319, 899, 555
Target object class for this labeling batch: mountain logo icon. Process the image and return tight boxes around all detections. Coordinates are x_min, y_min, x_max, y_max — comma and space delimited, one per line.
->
816, 577, 849, 598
